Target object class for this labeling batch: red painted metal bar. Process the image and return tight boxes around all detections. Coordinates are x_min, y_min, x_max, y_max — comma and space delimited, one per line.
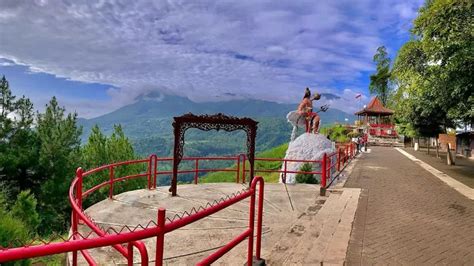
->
71, 209, 78, 266
155, 209, 165, 266
128, 241, 149, 266
242, 154, 246, 183
69, 177, 129, 259
0, 149, 368, 264
254, 177, 264, 260
152, 154, 158, 189
196, 229, 251, 266
247, 184, 256, 266
108, 165, 114, 199
283, 160, 287, 183
147, 155, 152, 190
127, 243, 134, 266
0, 225, 162, 262
320, 153, 327, 195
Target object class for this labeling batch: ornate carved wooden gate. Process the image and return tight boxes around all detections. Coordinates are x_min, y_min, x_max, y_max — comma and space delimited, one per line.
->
170, 113, 258, 196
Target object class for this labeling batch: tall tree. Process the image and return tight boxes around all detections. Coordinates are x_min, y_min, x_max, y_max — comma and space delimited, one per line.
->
0, 77, 39, 197
81, 124, 142, 206
369, 46, 393, 106
393, 0, 474, 135
36, 97, 82, 233
0, 75, 15, 139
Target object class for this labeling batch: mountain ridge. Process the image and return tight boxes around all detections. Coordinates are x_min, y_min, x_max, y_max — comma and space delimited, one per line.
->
78, 96, 355, 156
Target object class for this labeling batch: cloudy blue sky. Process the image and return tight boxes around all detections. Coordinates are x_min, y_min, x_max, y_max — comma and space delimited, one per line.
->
0, 0, 424, 118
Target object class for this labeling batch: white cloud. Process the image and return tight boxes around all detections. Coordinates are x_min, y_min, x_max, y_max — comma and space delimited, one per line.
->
0, 0, 423, 117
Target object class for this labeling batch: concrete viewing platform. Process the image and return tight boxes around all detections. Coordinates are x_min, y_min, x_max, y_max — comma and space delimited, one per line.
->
79, 182, 360, 265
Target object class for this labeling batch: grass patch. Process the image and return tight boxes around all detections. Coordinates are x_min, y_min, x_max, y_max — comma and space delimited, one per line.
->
201, 143, 288, 184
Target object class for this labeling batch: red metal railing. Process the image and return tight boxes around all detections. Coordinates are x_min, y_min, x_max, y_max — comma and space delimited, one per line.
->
0, 145, 358, 264
368, 123, 398, 137
0, 156, 265, 265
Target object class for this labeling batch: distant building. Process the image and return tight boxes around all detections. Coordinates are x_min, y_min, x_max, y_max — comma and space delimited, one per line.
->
354, 96, 399, 145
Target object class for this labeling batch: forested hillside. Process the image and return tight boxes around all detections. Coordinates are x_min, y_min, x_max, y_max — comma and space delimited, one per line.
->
78, 95, 355, 156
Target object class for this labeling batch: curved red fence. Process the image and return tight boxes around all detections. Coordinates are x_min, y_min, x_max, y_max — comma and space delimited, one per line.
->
0, 144, 357, 265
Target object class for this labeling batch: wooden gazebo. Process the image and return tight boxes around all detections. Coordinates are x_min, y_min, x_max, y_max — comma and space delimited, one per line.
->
355, 96, 397, 138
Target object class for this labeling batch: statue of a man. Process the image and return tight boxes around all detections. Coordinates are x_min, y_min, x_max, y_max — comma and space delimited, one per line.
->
297, 88, 321, 134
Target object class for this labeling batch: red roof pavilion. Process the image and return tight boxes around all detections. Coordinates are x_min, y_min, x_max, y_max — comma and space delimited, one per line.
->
355, 96, 393, 116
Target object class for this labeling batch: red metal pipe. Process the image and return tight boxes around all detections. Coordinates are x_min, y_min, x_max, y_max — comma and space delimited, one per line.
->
127, 242, 133, 266
254, 177, 264, 260
147, 155, 152, 190
3, 157, 272, 264
155, 209, 165, 266
283, 160, 287, 183
196, 229, 251, 266
248, 186, 255, 266
242, 154, 246, 183
131, 241, 149, 266
72, 211, 77, 266
0, 225, 161, 262
321, 153, 327, 191
152, 154, 158, 189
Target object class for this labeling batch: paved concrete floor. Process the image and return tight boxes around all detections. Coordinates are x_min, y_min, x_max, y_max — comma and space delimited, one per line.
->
403, 147, 474, 188
79, 183, 324, 265
78, 179, 361, 265
345, 146, 474, 265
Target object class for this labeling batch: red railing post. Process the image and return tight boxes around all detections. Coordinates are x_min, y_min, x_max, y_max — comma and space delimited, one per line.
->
156, 208, 166, 266
255, 178, 264, 260
194, 159, 199, 184
236, 155, 240, 183
283, 160, 287, 183
147, 155, 152, 190
248, 185, 256, 266
72, 167, 83, 266
242, 154, 246, 183
320, 153, 327, 196
128, 241, 149, 266
127, 242, 134, 266
337, 148, 341, 172
109, 166, 114, 199
153, 155, 158, 189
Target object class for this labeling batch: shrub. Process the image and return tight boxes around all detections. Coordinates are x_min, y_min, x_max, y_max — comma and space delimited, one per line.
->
0, 192, 31, 266
11, 190, 40, 233
295, 163, 318, 184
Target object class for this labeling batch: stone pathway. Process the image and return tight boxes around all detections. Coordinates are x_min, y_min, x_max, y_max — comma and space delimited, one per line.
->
345, 147, 474, 265
403, 147, 474, 188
